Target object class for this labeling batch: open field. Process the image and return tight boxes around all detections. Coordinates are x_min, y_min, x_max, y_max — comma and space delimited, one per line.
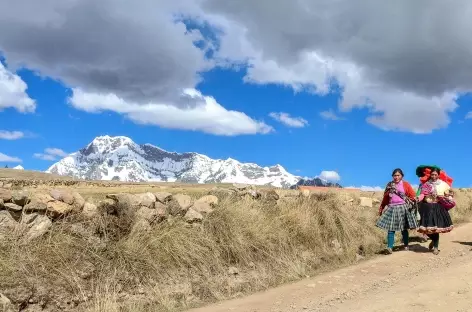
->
1, 169, 472, 311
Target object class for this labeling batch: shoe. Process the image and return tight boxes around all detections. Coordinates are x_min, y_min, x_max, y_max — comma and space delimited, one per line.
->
432, 248, 440, 255
385, 248, 393, 255
429, 241, 434, 251
404, 246, 409, 251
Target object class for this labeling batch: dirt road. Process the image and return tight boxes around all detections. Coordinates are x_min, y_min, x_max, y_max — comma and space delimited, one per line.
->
189, 223, 472, 312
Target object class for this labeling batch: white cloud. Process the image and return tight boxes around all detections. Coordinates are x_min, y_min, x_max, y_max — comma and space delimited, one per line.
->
319, 170, 341, 182
69, 88, 273, 136
269, 112, 308, 128
0, 152, 22, 163
202, 1, 469, 133
319, 110, 344, 121
466, 112, 472, 119
0, 130, 24, 140
34, 148, 68, 161
0, 63, 36, 113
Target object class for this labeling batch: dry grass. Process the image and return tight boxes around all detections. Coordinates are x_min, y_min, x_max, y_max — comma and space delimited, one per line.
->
1, 181, 472, 311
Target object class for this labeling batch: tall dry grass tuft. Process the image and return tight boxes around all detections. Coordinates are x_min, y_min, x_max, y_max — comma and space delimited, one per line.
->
1, 189, 471, 311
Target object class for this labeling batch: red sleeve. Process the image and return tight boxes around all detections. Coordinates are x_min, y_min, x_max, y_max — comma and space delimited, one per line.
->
380, 184, 389, 209
403, 181, 415, 200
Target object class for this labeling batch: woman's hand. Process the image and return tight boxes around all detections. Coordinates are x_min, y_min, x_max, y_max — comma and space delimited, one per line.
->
378, 206, 383, 216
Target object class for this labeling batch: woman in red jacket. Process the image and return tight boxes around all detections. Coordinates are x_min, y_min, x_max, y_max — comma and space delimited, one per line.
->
376, 168, 418, 254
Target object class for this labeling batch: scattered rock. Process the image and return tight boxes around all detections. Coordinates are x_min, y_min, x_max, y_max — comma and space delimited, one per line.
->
11, 191, 30, 206
0, 198, 4, 210
184, 208, 203, 223
359, 197, 373, 208
47, 200, 73, 218
301, 189, 310, 197
154, 192, 173, 204
4, 202, 22, 212
228, 266, 239, 275
82, 202, 99, 219
233, 183, 250, 191
0, 188, 12, 202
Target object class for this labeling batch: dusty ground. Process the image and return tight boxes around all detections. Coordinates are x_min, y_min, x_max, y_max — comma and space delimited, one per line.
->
189, 223, 472, 312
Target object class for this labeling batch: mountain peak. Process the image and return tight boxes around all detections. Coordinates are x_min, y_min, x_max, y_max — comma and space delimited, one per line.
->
46, 135, 336, 188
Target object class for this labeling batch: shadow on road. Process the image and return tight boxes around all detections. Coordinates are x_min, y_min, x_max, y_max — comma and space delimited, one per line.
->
452, 241, 472, 247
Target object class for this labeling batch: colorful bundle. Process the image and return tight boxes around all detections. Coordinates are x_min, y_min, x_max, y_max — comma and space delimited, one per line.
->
415, 165, 453, 187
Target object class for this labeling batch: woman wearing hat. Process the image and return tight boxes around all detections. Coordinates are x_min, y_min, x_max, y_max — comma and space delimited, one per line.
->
416, 167, 455, 255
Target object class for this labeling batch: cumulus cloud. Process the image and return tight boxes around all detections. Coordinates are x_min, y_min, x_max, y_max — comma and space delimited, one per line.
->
69, 88, 273, 136
318, 170, 341, 182
2, 1, 469, 134
466, 112, 472, 119
200, 0, 470, 133
320, 110, 344, 121
34, 148, 68, 161
0, 63, 36, 113
269, 112, 308, 128
0, 130, 24, 140
0, 152, 22, 163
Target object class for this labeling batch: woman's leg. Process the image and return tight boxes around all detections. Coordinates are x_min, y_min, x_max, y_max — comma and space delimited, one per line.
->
426, 233, 440, 253
387, 231, 395, 251
401, 230, 409, 247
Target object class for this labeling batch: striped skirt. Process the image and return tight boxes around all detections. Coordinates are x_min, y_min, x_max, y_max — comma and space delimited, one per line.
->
376, 203, 418, 232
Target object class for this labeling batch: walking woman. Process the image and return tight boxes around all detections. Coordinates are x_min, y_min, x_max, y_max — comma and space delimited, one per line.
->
417, 167, 454, 255
377, 168, 417, 254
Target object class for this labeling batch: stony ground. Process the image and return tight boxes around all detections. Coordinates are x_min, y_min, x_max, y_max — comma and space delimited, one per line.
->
189, 223, 472, 312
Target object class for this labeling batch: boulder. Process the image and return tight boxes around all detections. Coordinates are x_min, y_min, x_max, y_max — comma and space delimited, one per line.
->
195, 195, 219, 207
184, 208, 203, 223
167, 194, 192, 216
0, 293, 14, 312
23, 193, 53, 213
136, 206, 166, 224
47, 200, 73, 218
21, 213, 52, 241
4, 202, 22, 212
82, 202, 99, 219
106, 193, 141, 208
136, 192, 156, 208
0, 188, 12, 202
263, 189, 280, 201
11, 191, 30, 206
72, 191, 86, 212
192, 201, 214, 214
154, 191, 173, 204
0, 211, 16, 235
50, 189, 75, 205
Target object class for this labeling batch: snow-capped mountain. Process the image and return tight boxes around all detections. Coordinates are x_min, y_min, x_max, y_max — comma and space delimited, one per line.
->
290, 177, 342, 189
13, 165, 24, 170
46, 135, 304, 188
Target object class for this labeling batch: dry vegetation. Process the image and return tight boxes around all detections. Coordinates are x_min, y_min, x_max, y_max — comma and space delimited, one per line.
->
1, 171, 472, 312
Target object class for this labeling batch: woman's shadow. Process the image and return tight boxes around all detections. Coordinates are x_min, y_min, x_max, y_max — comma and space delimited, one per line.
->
452, 241, 472, 247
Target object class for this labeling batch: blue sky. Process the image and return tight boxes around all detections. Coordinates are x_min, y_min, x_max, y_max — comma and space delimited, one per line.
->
1, 1, 472, 188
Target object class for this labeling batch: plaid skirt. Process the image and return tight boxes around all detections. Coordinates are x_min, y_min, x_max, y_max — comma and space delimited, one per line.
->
376, 203, 418, 232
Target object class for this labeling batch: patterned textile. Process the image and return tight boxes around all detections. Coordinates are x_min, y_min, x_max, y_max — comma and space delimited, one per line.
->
417, 202, 453, 234
385, 182, 416, 209
376, 203, 418, 232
